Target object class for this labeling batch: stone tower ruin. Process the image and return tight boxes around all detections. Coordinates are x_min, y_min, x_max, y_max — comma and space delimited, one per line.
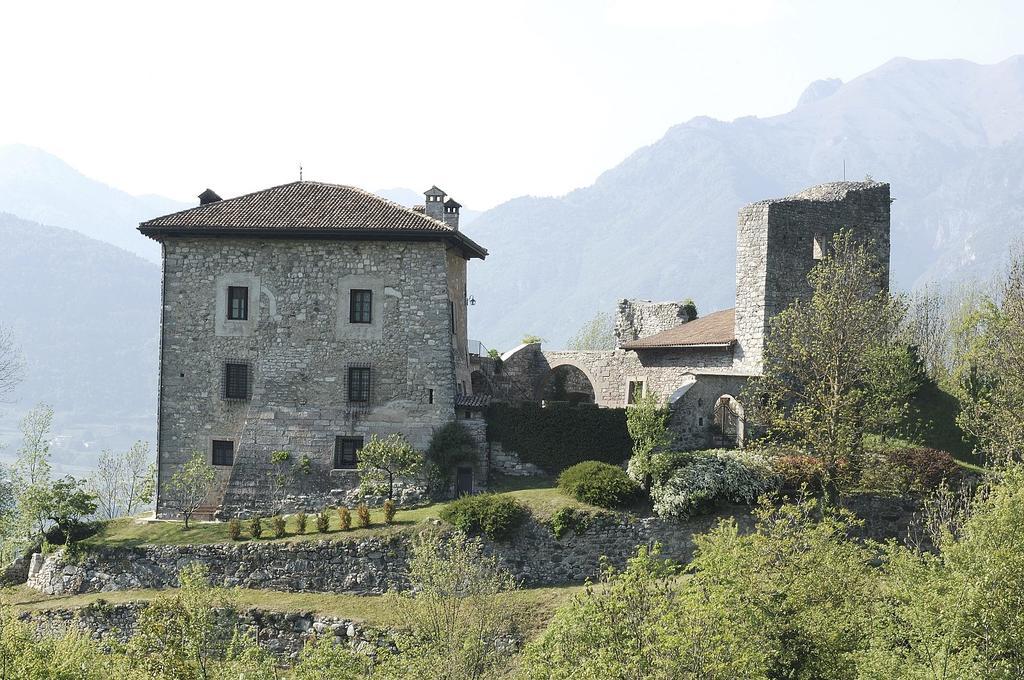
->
733, 181, 891, 372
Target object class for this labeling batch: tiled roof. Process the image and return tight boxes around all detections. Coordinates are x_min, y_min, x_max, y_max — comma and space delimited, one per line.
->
620, 308, 736, 350
138, 181, 487, 258
455, 394, 491, 409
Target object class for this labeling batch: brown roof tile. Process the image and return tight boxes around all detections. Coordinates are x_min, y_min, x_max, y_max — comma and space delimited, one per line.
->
138, 181, 487, 258
620, 308, 736, 350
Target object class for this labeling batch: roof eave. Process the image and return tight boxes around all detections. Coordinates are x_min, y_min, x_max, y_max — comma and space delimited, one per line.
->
137, 225, 488, 259
621, 340, 736, 351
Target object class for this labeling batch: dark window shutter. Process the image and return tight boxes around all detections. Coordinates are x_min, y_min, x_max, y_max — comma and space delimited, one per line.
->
212, 440, 234, 466
225, 362, 250, 400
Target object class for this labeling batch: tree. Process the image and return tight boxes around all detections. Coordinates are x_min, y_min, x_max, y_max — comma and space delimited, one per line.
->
90, 441, 155, 519
0, 323, 23, 403
12, 404, 54, 541
568, 311, 616, 351
379, 530, 521, 678
45, 476, 97, 545
743, 231, 915, 487
356, 433, 423, 502
521, 334, 544, 345
426, 422, 478, 492
953, 250, 1024, 463
163, 451, 216, 530
626, 388, 673, 489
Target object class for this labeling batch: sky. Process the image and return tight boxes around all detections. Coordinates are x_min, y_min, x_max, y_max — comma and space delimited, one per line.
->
2, 0, 1023, 209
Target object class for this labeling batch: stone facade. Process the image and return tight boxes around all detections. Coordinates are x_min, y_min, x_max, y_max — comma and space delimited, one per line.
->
614, 299, 696, 345
734, 181, 890, 372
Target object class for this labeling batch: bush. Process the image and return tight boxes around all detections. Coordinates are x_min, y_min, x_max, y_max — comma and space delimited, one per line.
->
383, 499, 397, 525
770, 452, 827, 493
356, 504, 371, 528
440, 494, 527, 541
647, 450, 698, 487
316, 509, 330, 533
548, 506, 600, 539
227, 518, 241, 541
486, 403, 631, 473
337, 506, 351, 531
863, 446, 961, 492
428, 422, 478, 473
271, 515, 287, 538
558, 461, 639, 509
651, 450, 780, 519
249, 516, 263, 540
295, 511, 308, 534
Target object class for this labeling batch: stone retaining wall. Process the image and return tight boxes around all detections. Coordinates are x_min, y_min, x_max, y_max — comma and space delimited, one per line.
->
27, 494, 921, 597
23, 602, 373, 659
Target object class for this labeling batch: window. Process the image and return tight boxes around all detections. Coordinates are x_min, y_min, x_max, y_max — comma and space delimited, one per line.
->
350, 289, 372, 324
212, 440, 234, 466
449, 300, 455, 332
428, 388, 434, 404
334, 436, 363, 469
627, 380, 645, 405
227, 286, 248, 320
348, 366, 371, 403
813, 232, 823, 260
224, 362, 250, 400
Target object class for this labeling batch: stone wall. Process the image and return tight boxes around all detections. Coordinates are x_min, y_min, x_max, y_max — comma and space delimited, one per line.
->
23, 602, 374, 659
157, 236, 474, 518
28, 493, 920, 597
734, 181, 890, 372
614, 299, 695, 345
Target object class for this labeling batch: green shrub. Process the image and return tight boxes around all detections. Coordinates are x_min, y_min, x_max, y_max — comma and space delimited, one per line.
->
383, 499, 397, 525
248, 516, 263, 540
294, 511, 308, 534
646, 450, 697, 487
356, 504, 371, 528
227, 518, 241, 541
768, 451, 826, 493
862, 446, 962, 492
428, 422, 478, 473
548, 506, 596, 539
558, 461, 639, 509
440, 494, 527, 541
651, 450, 780, 519
337, 506, 351, 531
271, 515, 287, 538
486, 403, 631, 473
315, 509, 330, 533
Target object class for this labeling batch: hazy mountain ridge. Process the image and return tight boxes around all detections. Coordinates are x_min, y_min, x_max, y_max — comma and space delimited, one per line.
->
0, 144, 187, 263
464, 55, 1024, 350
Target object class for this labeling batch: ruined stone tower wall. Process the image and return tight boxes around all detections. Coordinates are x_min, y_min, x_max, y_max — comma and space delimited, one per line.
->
614, 299, 694, 345
734, 182, 890, 372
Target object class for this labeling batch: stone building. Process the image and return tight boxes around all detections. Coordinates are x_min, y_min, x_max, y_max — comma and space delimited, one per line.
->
139, 182, 487, 518
484, 181, 891, 450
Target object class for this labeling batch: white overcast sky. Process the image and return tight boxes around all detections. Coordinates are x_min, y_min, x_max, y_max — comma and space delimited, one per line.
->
2, 0, 1023, 209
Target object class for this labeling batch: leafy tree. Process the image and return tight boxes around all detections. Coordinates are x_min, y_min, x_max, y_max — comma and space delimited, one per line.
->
89, 441, 155, 519
953, 250, 1024, 464
743, 231, 915, 488
0, 324, 23, 404
12, 404, 54, 542
379, 530, 521, 678
520, 334, 544, 345
45, 476, 97, 545
626, 388, 672, 488
163, 451, 216, 530
128, 563, 274, 680
356, 433, 423, 502
426, 422, 478, 494
293, 634, 374, 678
567, 311, 616, 351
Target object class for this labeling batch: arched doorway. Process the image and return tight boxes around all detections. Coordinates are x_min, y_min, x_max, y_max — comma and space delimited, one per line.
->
538, 364, 596, 405
712, 395, 744, 448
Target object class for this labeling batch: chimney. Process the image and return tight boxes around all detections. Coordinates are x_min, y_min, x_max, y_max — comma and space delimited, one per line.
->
424, 185, 445, 220
443, 198, 461, 229
198, 188, 222, 206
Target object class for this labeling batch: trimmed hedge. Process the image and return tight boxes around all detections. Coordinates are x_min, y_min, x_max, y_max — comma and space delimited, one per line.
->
558, 461, 639, 509
486, 403, 632, 473
440, 493, 527, 541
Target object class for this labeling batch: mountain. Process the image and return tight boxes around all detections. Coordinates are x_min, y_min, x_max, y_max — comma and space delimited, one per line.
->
464, 55, 1024, 350
0, 213, 159, 475
0, 145, 186, 263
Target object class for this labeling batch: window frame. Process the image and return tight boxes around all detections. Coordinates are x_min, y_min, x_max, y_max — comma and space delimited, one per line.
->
627, 380, 646, 405
334, 436, 363, 469
227, 286, 249, 321
224, 362, 251, 401
347, 365, 371, 403
212, 439, 234, 466
349, 289, 373, 324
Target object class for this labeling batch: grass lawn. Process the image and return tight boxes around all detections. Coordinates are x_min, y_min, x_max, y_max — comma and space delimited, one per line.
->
81, 480, 609, 549
1, 583, 585, 638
